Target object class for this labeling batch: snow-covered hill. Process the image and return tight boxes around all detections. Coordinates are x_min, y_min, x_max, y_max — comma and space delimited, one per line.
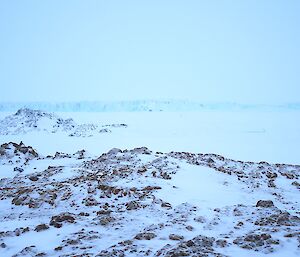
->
0, 142, 299, 256
0, 108, 127, 137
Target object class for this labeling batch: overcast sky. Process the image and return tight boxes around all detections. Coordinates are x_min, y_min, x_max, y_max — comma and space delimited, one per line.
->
0, 1, 299, 103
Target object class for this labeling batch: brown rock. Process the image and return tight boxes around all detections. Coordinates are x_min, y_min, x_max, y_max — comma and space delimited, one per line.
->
169, 234, 184, 241
50, 213, 75, 228
135, 232, 157, 240
34, 224, 49, 232
256, 200, 274, 208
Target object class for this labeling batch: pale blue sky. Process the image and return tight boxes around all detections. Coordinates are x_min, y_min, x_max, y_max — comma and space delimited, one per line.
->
0, 1, 299, 103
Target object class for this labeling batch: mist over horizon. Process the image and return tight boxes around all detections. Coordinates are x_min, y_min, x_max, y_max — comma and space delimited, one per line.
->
1, 1, 300, 104
0, 99, 300, 113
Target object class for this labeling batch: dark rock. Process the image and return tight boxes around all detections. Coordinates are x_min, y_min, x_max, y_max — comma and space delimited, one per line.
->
118, 240, 133, 246
256, 200, 274, 208
99, 128, 111, 133
14, 227, 30, 236
0, 142, 38, 159
79, 212, 90, 216
13, 245, 37, 256
292, 181, 300, 189
169, 234, 184, 241
160, 235, 218, 257
35, 252, 46, 256
50, 213, 75, 228
74, 149, 86, 159
161, 202, 172, 209
244, 233, 271, 242
99, 216, 115, 226
268, 180, 276, 188
65, 239, 80, 245
98, 249, 125, 257
284, 232, 300, 238
216, 239, 228, 248
14, 167, 24, 172
233, 207, 243, 216
255, 211, 300, 226
131, 147, 152, 155
185, 225, 194, 231
191, 236, 214, 247
29, 176, 39, 182
34, 224, 49, 232
194, 216, 206, 223
207, 158, 215, 163
233, 233, 279, 252
54, 246, 63, 251
126, 201, 140, 211
97, 210, 112, 215
142, 186, 162, 191
83, 196, 98, 206
107, 148, 122, 156
266, 171, 277, 179
160, 172, 171, 180
135, 232, 157, 240
12, 195, 28, 206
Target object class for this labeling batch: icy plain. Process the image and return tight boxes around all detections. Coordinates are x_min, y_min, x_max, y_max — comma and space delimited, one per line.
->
0, 109, 299, 257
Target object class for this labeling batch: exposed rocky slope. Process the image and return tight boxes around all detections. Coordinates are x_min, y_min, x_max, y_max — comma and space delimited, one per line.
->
0, 108, 127, 137
0, 141, 38, 160
0, 143, 299, 256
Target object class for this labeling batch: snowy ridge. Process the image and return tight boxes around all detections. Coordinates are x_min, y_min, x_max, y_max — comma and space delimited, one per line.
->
0, 143, 299, 256
0, 108, 127, 136
0, 100, 300, 112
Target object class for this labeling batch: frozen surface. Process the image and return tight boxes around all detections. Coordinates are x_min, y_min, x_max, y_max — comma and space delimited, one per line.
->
156, 164, 255, 208
0, 110, 299, 164
0, 109, 299, 256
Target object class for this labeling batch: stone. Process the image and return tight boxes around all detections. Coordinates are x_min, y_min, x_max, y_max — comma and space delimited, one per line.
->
256, 200, 274, 208
135, 232, 157, 240
194, 216, 206, 223
216, 239, 228, 248
35, 224, 49, 232
126, 201, 140, 210
169, 234, 184, 241
14, 167, 24, 172
50, 213, 75, 228
107, 148, 122, 156
29, 176, 39, 182
161, 202, 172, 209
99, 216, 115, 226
233, 233, 279, 253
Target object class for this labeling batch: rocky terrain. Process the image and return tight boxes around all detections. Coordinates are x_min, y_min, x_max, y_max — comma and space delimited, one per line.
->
0, 142, 299, 256
0, 109, 127, 137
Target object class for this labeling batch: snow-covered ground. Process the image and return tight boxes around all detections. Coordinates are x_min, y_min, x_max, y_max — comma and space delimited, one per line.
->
0, 109, 299, 257
0, 110, 299, 164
